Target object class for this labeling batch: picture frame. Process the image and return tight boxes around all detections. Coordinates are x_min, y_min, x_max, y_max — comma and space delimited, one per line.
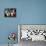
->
4, 8, 16, 17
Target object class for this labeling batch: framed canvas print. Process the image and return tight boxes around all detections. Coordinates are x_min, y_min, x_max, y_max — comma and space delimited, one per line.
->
4, 8, 16, 17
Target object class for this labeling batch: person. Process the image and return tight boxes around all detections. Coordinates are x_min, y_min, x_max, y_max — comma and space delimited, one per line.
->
5, 9, 10, 17
10, 10, 16, 17
7, 12, 10, 16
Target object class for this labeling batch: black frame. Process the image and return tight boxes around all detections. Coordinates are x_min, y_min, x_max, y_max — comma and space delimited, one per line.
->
4, 8, 16, 17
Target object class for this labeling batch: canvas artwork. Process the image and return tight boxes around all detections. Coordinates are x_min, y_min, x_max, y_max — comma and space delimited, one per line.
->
4, 8, 16, 17
18, 25, 46, 41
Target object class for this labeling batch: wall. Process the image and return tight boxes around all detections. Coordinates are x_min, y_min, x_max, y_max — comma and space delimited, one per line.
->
0, 0, 46, 44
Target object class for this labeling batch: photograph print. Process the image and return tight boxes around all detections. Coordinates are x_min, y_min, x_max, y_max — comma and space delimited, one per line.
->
4, 8, 16, 17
